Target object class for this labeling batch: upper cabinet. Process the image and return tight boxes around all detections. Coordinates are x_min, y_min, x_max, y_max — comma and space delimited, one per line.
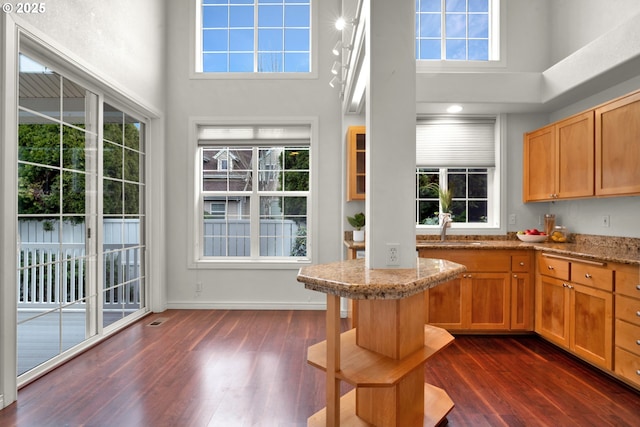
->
346, 126, 366, 201
524, 88, 640, 202
523, 111, 594, 202
595, 90, 640, 196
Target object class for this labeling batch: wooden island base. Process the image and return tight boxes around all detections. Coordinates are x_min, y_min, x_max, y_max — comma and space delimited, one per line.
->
307, 374, 454, 427
307, 295, 455, 426
297, 259, 465, 427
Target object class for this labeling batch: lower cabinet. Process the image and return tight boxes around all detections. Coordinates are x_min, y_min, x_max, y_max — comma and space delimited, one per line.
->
420, 249, 534, 332
535, 253, 613, 370
614, 263, 640, 388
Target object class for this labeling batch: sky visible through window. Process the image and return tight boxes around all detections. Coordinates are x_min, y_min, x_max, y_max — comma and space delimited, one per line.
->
416, 0, 490, 60
202, 0, 310, 73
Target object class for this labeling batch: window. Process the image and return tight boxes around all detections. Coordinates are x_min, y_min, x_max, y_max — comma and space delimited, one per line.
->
415, 117, 497, 227
417, 168, 489, 224
416, 0, 499, 61
198, 0, 311, 73
198, 125, 310, 260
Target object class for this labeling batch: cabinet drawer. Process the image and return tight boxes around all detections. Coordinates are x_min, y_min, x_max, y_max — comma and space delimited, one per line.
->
615, 347, 640, 388
616, 264, 640, 298
616, 295, 640, 326
537, 253, 570, 281
571, 262, 613, 291
616, 319, 640, 355
511, 254, 530, 272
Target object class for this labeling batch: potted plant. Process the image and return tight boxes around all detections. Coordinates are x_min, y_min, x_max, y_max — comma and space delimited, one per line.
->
424, 183, 454, 229
425, 182, 452, 214
347, 212, 365, 242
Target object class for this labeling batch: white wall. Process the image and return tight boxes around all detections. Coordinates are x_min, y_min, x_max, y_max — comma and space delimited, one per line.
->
549, 0, 640, 65
163, 1, 343, 309
10, 0, 166, 111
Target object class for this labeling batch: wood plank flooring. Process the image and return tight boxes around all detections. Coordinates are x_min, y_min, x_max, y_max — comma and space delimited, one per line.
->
0, 309, 638, 426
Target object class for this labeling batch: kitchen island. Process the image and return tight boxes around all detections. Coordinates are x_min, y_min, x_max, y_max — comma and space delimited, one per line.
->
297, 257, 466, 427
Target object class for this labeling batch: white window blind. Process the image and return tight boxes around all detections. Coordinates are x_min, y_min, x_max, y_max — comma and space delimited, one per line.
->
198, 125, 311, 146
416, 118, 496, 167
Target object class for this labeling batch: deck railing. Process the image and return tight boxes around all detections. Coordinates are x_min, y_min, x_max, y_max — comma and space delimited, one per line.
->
18, 243, 141, 310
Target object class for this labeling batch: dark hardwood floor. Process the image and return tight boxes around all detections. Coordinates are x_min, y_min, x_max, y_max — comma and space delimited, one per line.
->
0, 309, 638, 426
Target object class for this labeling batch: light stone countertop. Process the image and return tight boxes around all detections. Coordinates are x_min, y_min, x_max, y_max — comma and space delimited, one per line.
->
297, 257, 467, 300
344, 234, 640, 265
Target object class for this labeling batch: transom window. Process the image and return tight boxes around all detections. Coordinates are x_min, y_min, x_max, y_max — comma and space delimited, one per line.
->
416, 0, 499, 61
197, 125, 310, 260
198, 0, 311, 73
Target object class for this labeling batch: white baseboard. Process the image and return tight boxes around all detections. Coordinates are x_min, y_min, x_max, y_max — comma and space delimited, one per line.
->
0, 394, 4, 409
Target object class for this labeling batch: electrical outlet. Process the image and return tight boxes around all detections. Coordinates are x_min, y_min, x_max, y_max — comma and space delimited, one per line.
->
386, 243, 400, 266
601, 215, 610, 227
508, 214, 516, 225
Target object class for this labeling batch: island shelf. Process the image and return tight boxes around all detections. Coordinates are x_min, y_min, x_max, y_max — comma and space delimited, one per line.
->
297, 258, 466, 427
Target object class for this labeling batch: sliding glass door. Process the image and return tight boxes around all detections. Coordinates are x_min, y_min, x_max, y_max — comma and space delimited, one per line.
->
17, 54, 99, 375
16, 53, 147, 376
102, 104, 146, 328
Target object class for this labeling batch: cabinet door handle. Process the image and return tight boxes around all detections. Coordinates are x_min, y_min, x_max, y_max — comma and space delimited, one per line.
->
548, 265, 554, 270
636, 311, 640, 317
585, 273, 592, 279
519, 262, 525, 266
637, 340, 640, 346
636, 284, 640, 291
513, 274, 518, 278
637, 370, 640, 376
563, 283, 568, 288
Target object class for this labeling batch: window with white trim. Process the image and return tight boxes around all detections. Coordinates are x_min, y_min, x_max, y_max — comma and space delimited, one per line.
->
197, 0, 311, 73
415, 117, 497, 227
416, 0, 500, 61
198, 125, 310, 259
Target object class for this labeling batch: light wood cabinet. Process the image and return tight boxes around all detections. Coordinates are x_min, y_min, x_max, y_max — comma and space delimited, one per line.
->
523, 88, 640, 202
420, 249, 534, 332
346, 126, 366, 201
613, 263, 640, 388
511, 254, 534, 330
536, 274, 571, 347
523, 111, 594, 202
595, 90, 640, 196
535, 253, 613, 370
523, 124, 555, 201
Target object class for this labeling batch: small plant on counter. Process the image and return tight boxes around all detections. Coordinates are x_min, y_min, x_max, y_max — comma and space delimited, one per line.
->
347, 212, 365, 242
347, 212, 365, 230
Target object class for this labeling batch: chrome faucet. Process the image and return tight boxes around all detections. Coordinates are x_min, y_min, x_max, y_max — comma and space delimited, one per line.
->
440, 213, 452, 241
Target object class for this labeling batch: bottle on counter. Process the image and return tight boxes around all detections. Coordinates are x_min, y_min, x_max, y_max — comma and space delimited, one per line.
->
544, 214, 555, 241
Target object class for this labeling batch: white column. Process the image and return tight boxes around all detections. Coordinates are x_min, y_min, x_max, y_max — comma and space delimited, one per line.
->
365, 0, 416, 269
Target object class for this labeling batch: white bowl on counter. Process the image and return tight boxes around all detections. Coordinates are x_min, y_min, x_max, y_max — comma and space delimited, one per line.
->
516, 234, 548, 243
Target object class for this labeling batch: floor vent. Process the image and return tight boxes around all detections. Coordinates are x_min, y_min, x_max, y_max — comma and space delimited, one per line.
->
147, 318, 168, 327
